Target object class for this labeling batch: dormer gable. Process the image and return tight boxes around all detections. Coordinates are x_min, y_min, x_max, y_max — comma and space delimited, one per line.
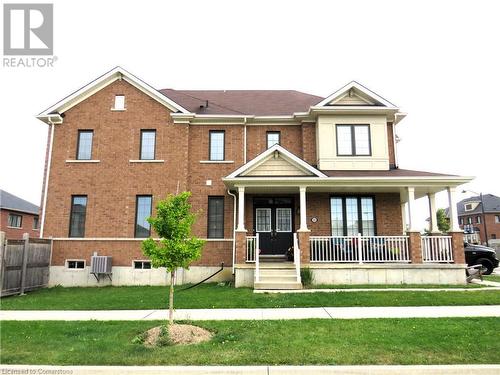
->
316, 81, 397, 108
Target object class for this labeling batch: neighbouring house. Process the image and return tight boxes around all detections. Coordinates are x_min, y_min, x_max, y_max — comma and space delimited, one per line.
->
0, 190, 40, 240
457, 194, 500, 248
36, 67, 473, 289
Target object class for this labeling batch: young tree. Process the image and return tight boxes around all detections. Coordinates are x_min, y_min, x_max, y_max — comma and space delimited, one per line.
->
436, 208, 451, 233
141, 192, 204, 325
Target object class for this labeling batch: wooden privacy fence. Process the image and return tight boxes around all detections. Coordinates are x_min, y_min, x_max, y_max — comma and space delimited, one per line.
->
0, 232, 52, 297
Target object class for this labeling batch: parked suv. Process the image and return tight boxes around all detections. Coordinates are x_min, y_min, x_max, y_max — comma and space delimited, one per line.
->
464, 242, 499, 275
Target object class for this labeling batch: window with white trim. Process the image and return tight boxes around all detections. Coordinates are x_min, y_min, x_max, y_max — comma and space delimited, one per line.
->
8, 213, 22, 228
77, 130, 93, 160
467, 217, 472, 225
495, 215, 500, 224
133, 260, 151, 269
256, 208, 271, 232
476, 216, 481, 224
336, 125, 371, 156
276, 208, 292, 232
267, 131, 280, 148
66, 260, 85, 269
114, 95, 125, 110
464, 203, 473, 211
140, 130, 156, 160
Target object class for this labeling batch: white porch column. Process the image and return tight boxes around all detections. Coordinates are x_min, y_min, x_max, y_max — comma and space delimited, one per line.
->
236, 186, 246, 231
447, 186, 461, 232
299, 186, 308, 231
428, 193, 439, 233
406, 187, 417, 232
401, 202, 407, 233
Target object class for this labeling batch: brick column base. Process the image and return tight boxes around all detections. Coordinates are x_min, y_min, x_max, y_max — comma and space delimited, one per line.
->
408, 231, 423, 264
235, 230, 247, 265
449, 231, 465, 264
297, 230, 311, 265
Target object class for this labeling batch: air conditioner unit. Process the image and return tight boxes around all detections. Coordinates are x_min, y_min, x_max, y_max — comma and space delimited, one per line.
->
90, 252, 112, 282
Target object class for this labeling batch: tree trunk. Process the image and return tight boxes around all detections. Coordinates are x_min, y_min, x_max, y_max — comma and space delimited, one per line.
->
169, 269, 175, 325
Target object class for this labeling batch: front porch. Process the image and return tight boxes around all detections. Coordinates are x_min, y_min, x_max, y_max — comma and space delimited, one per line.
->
223, 145, 471, 288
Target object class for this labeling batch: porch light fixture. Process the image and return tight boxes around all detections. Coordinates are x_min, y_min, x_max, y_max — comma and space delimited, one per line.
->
273, 150, 279, 159
462, 189, 489, 246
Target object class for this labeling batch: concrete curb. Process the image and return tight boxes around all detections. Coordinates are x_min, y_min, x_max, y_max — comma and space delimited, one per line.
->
1, 365, 500, 374
1, 305, 500, 321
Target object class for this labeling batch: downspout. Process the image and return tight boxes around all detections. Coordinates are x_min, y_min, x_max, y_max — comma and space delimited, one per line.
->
40, 117, 55, 238
227, 189, 237, 274
243, 118, 247, 164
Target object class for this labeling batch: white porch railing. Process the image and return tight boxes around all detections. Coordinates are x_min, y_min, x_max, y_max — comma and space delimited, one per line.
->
310, 235, 410, 263
246, 235, 257, 263
293, 233, 301, 283
421, 236, 453, 263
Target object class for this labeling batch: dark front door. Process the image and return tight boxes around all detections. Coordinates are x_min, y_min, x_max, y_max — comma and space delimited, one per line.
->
254, 197, 294, 255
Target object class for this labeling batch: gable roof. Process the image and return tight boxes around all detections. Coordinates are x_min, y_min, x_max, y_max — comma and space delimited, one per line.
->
38, 66, 190, 119
316, 81, 397, 108
0, 190, 39, 215
226, 144, 327, 179
160, 89, 324, 116
457, 194, 500, 215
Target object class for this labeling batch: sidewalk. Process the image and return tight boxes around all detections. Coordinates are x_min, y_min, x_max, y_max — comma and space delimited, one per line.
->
2, 305, 500, 321
1, 365, 500, 375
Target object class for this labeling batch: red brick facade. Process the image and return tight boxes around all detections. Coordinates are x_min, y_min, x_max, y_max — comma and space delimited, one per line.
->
0, 209, 40, 240
459, 213, 500, 244
40, 79, 409, 268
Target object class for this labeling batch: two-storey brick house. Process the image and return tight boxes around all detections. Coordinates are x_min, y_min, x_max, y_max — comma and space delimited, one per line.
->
37, 67, 472, 288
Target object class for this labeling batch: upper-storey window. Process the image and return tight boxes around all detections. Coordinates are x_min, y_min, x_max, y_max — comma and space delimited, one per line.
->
140, 130, 156, 160
8, 213, 22, 228
114, 95, 125, 110
33, 216, 39, 230
209, 130, 225, 161
69, 195, 87, 237
77, 130, 93, 160
464, 203, 473, 211
336, 125, 371, 156
267, 131, 280, 148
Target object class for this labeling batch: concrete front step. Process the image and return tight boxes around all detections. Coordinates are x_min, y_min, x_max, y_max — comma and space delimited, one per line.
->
259, 271, 297, 278
254, 281, 303, 290
259, 262, 295, 269
259, 276, 299, 283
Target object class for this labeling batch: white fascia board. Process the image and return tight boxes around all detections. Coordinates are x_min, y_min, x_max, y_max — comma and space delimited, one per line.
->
223, 175, 474, 187
225, 144, 327, 179
35, 114, 63, 124
316, 81, 397, 108
37, 66, 189, 118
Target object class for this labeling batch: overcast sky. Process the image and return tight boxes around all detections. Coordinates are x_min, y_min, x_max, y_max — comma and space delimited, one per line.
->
1, 0, 499, 230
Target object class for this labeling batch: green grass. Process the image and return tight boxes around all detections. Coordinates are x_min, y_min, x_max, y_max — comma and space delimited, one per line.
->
311, 283, 484, 289
484, 275, 500, 283
1, 319, 499, 365
1, 283, 499, 310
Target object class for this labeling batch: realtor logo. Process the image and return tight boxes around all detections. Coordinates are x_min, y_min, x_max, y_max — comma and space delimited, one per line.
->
3, 3, 53, 55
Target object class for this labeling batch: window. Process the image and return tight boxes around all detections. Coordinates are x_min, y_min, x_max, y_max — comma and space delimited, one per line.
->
267, 131, 280, 148
492, 234, 497, 240
135, 195, 152, 238
467, 217, 472, 225
276, 208, 292, 232
476, 216, 482, 224
459, 218, 464, 225
336, 125, 371, 156
495, 215, 500, 224
69, 196, 87, 237
114, 95, 125, 110
66, 260, 85, 269
208, 196, 224, 238
330, 196, 375, 236
133, 260, 151, 269
76, 130, 93, 160
464, 203, 473, 211
140, 130, 156, 160
209, 131, 225, 161
8, 213, 22, 228
33, 216, 39, 230
256, 208, 271, 232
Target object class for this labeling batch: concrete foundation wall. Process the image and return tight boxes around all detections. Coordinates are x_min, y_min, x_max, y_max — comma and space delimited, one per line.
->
49, 266, 233, 287
235, 264, 467, 288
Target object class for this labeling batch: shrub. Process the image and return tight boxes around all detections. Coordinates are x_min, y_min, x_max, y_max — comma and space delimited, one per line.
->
301, 267, 313, 287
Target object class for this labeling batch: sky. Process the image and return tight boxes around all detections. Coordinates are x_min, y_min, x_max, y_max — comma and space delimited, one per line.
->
0, 0, 499, 230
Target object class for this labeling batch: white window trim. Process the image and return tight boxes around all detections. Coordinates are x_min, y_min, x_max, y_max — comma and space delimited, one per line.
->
66, 160, 100, 163
256, 208, 272, 232
7, 214, 22, 228
112, 95, 126, 111
275, 207, 292, 233
464, 203, 473, 211
129, 160, 164, 163
200, 160, 234, 164
65, 259, 86, 270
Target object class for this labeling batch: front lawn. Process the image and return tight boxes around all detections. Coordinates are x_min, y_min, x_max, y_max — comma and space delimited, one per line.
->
484, 275, 500, 283
1, 283, 499, 310
1, 318, 498, 365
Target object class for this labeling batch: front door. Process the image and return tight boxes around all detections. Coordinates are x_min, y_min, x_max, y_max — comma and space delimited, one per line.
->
254, 197, 294, 255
